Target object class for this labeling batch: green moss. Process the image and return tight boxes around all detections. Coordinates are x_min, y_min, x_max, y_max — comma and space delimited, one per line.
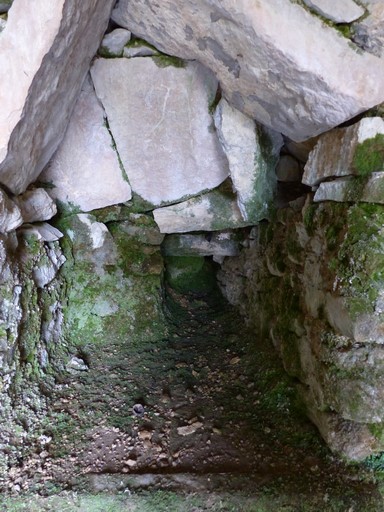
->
164, 255, 218, 294
152, 54, 186, 68
302, 202, 317, 235
353, 134, 384, 176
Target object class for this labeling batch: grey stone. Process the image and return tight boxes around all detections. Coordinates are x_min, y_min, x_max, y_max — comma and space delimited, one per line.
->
303, 117, 384, 186
214, 98, 281, 222
31, 243, 66, 288
14, 189, 56, 223
0, 189, 22, 233
313, 173, 384, 203
163, 232, 240, 258
0, 1, 11, 14
91, 57, 228, 207
40, 76, 132, 212
352, 0, 384, 57
112, 0, 384, 142
153, 189, 250, 234
0, 17, 5, 32
18, 223, 64, 242
284, 136, 319, 163
100, 28, 131, 57
303, 0, 364, 23
276, 155, 302, 182
0, 0, 116, 195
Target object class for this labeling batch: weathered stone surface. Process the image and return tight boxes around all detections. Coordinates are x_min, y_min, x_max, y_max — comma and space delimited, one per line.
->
40, 76, 131, 212
303, 117, 384, 186
303, 0, 364, 23
214, 99, 281, 222
14, 189, 56, 223
352, 0, 384, 57
112, 0, 384, 142
163, 232, 240, 258
153, 189, 249, 234
0, 0, 115, 195
19, 223, 64, 242
0, 17, 5, 32
314, 173, 384, 204
91, 57, 228, 207
123, 44, 157, 58
0, 189, 22, 233
284, 136, 319, 163
218, 199, 384, 458
276, 155, 302, 182
99, 28, 131, 57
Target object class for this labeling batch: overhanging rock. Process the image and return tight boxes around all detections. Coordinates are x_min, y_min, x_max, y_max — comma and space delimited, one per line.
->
112, 0, 384, 142
0, 0, 115, 195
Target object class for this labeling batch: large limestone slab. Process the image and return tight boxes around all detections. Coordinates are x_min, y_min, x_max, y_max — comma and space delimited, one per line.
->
303, 0, 364, 23
153, 189, 250, 234
40, 76, 132, 212
303, 117, 384, 186
0, 0, 115, 195
112, 0, 384, 142
214, 98, 282, 222
91, 57, 228, 207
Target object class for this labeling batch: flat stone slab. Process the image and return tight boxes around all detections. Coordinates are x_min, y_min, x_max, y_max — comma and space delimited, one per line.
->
314, 173, 384, 204
0, 0, 115, 194
153, 189, 251, 233
303, 117, 384, 186
214, 99, 281, 222
303, 0, 364, 23
112, 0, 384, 142
91, 57, 228, 207
40, 76, 131, 212
163, 232, 240, 258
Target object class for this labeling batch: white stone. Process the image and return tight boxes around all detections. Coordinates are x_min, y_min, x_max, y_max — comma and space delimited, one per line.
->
77, 214, 110, 250
276, 155, 302, 182
40, 76, 132, 212
14, 188, 56, 223
0, 0, 116, 194
303, 117, 384, 186
303, 0, 364, 23
100, 28, 131, 57
0, 189, 22, 233
123, 45, 157, 58
19, 223, 64, 242
91, 57, 228, 207
314, 173, 384, 204
214, 98, 281, 222
112, 0, 384, 142
153, 190, 249, 234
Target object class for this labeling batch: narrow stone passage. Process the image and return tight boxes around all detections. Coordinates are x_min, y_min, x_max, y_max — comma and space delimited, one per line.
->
4, 269, 383, 510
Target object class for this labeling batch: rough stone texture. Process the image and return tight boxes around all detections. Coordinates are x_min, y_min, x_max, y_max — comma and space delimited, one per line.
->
99, 28, 131, 57
163, 232, 240, 258
153, 188, 250, 234
18, 223, 63, 242
276, 155, 302, 182
0, 189, 22, 233
40, 76, 131, 212
0, 0, 116, 195
284, 136, 319, 163
112, 0, 384, 142
91, 57, 228, 207
0, 230, 65, 485
352, 0, 384, 57
314, 173, 384, 203
214, 99, 282, 222
303, 0, 364, 23
14, 189, 56, 223
218, 199, 384, 459
302, 117, 384, 186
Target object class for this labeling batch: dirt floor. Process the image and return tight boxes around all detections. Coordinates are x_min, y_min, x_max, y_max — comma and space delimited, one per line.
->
2, 284, 384, 511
